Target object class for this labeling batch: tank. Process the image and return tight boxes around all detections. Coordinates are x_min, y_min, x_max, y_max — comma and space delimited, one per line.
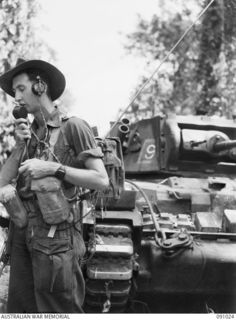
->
82, 114, 236, 313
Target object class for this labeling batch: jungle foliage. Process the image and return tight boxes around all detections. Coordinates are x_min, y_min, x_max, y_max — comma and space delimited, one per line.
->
123, 0, 236, 122
0, 0, 55, 164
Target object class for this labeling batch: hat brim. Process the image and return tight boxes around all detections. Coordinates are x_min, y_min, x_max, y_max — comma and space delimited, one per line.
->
0, 60, 66, 101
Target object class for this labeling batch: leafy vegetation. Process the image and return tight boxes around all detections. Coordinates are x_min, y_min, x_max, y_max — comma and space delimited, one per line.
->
122, 0, 236, 121
0, 0, 55, 165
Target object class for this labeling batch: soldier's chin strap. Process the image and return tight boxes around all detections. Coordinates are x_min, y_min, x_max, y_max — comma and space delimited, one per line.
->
106, 0, 216, 138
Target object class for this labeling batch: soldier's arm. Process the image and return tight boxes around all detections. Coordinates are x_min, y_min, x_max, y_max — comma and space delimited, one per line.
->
0, 143, 25, 188
18, 156, 109, 191
0, 117, 30, 188
56, 157, 109, 190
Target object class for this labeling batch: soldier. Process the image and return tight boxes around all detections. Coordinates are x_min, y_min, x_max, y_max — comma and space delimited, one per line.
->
0, 59, 109, 313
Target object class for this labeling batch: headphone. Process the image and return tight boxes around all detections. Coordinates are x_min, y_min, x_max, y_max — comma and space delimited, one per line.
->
31, 75, 47, 96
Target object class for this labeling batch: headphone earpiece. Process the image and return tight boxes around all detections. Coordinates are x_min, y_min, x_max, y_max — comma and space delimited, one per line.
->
32, 76, 46, 96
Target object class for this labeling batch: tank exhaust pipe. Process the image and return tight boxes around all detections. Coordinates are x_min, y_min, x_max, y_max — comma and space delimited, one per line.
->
118, 123, 129, 142
117, 119, 130, 151
121, 118, 130, 126
118, 118, 130, 139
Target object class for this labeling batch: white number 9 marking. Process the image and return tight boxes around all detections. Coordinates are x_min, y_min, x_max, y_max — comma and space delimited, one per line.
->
145, 144, 156, 160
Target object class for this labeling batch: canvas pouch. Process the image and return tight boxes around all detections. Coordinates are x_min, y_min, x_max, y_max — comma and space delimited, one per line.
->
31, 176, 70, 225
0, 184, 28, 228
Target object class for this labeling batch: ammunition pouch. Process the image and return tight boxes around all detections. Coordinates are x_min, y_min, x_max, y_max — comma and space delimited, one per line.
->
31, 176, 71, 225
0, 184, 28, 228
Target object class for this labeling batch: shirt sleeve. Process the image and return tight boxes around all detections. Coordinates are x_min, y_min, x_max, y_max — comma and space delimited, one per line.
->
64, 117, 103, 167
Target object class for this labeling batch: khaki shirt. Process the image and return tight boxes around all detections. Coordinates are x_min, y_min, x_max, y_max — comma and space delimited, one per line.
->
0, 107, 103, 197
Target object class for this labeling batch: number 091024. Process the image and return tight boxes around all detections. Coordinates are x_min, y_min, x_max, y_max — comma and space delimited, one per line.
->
216, 315, 234, 319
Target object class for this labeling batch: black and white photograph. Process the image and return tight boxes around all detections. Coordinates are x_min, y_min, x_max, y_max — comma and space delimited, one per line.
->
0, 0, 235, 315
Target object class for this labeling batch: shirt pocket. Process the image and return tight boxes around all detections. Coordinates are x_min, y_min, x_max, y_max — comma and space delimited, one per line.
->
54, 144, 75, 166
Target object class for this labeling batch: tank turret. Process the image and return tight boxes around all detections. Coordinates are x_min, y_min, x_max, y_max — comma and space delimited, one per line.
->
111, 115, 236, 177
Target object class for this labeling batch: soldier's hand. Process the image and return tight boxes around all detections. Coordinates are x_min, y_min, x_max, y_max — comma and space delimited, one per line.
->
14, 118, 31, 143
19, 159, 60, 179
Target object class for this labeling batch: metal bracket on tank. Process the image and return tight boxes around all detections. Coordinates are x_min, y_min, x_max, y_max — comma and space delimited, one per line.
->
160, 230, 193, 255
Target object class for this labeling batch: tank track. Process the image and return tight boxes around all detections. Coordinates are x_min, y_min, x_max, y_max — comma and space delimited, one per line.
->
84, 222, 134, 313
